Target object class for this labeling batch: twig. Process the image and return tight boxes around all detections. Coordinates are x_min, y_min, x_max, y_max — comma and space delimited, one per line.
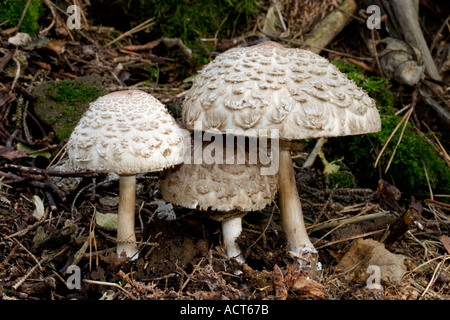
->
406, 230, 429, 255
3, 207, 50, 240
374, 104, 413, 170
88, 202, 98, 271
419, 88, 450, 124
0, 129, 19, 155
384, 105, 414, 173
246, 204, 276, 252
11, 237, 42, 269
15, 0, 32, 33
106, 18, 155, 46
180, 257, 205, 292
419, 255, 449, 299
45, 191, 57, 211
430, 13, 450, 53
10, 56, 21, 93
12, 256, 47, 291
312, 204, 379, 245
315, 229, 384, 250
40, 0, 56, 35
84, 279, 137, 300
308, 211, 389, 232
302, 137, 327, 168
421, 121, 450, 167
46, 142, 68, 169
25, 110, 47, 138
4, 163, 98, 177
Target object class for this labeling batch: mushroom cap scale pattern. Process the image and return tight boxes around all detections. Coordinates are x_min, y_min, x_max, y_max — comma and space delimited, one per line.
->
160, 142, 278, 213
68, 90, 188, 175
182, 41, 381, 140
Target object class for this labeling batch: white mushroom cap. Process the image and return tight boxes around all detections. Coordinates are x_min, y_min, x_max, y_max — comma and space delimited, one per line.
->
182, 41, 381, 140
68, 90, 188, 175
160, 144, 278, 214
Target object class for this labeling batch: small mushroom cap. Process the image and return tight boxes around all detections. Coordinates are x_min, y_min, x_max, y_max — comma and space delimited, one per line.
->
182, 41, 381, 140
68, 90, 189, 175
160, 142, 278, 214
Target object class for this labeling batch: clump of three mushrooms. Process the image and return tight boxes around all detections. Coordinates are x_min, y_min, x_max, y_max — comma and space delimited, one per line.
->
68, 41, 381, 262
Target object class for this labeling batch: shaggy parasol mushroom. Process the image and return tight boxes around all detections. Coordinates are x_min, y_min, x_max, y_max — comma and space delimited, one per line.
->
181, 41, 381, 255
160, 140, 278, 263
68, 90, 188, 259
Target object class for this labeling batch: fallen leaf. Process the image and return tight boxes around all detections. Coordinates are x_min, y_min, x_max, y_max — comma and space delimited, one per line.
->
440, 235, 450, 255
290, 276, 327, 299
32, 195, 45, 220
336, 238, 407, 284
8, 32, 32, 47
0, 149, 29, 160
95, 211, 118, 229
271, 264, 288, 300
319, 151, 340, 174
17, 142, 52, 159
45, 39, 67, 55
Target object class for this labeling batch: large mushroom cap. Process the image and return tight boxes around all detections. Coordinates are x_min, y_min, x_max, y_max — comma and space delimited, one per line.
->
68, 90, 188, 175
182, 41, 381, 140
160, 143, 278, 213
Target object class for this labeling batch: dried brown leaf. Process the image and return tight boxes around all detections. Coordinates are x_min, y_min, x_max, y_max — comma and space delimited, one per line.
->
0, 149, 28, 160
440, 235, 450, 255
271, 264, 288, 300
45, 39, 67, 55
290, 276, 327, 299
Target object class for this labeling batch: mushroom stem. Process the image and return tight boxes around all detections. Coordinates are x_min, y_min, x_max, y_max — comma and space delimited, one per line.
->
117, 174, 139, 260
221, 216, 245, 263
278, 149, 314, 253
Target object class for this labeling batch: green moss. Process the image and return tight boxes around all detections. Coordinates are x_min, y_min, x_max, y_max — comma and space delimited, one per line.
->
0, 0, 44, 34
112, 0, 259, 54
32, 74, 106, 141
46, 81, 101, 106
327, 60, 450, 195
331, 116, 450, 195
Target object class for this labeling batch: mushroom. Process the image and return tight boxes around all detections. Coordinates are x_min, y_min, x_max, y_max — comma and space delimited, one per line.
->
68, 90, 188, 259
181, 41, 381, 255
160, 139, 278, 263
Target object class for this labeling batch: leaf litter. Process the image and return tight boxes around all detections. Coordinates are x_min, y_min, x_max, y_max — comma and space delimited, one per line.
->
0, 0, 449, 301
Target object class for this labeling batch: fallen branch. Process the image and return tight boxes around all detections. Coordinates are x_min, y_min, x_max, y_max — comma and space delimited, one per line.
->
302, 0, 358, 54
390, 0, 441, 81
418, 89, 450, 124
3, 163, 98, 178
308, 210, 390, 233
